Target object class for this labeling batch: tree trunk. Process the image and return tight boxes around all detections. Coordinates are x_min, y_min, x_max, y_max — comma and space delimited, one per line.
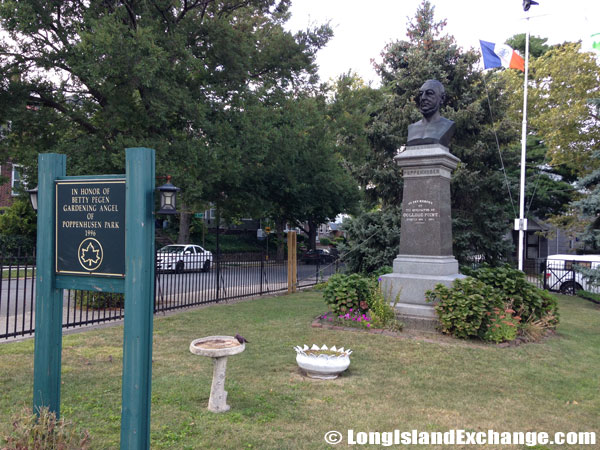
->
178, 211, 191, 244
308, 220, 318, 250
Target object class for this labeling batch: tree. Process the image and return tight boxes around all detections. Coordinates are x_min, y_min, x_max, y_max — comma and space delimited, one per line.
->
326, 72, 383, 193
360, 1, 520, 264
506, 34, 550, 58
502, 135, 577, 220
502, 41, 600, 177
571, 153, 600, 250
239, 91, 360, 253
338, 206, 401, 274
0, 1, 332, 242
0, 198, 37, 254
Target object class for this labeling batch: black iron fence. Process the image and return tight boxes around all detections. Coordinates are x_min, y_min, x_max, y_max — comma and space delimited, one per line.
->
471, 258, 589, 295
1, 251, 340, 341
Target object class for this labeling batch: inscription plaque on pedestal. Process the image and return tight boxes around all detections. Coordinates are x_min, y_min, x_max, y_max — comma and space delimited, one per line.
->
55, 179, 126, 276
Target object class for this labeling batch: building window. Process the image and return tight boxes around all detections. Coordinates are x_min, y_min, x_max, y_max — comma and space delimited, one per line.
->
11, 165, 23, 196
526, 232, 539, 260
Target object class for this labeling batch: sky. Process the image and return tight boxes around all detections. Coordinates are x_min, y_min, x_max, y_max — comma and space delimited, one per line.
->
284, 0, 600, 86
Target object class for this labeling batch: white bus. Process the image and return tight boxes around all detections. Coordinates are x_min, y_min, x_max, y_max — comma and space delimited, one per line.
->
544, 254, 600, 294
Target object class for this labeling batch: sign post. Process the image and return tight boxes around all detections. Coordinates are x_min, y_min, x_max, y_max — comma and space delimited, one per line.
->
32, 147, 156, 450
33, 153, 66, 417
121, 148, 155, 450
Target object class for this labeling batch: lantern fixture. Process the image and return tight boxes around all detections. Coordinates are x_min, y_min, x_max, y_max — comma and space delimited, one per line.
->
28, 186, 38, 211
156, 176, 180, 215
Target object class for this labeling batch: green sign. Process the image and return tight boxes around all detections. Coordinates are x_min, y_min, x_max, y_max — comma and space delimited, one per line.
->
55, 179, 126, 276
194, 212, 204, 218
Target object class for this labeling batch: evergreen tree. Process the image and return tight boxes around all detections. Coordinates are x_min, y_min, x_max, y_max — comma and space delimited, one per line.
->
358, 1, 520, 264
572, 154, 600, 250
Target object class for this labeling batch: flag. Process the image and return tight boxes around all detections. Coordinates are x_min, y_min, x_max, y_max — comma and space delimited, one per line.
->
592, 33, 600, 51
479, 40, 525, 71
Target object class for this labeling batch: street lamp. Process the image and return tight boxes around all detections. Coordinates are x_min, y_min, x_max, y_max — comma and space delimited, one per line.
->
156, 176, 180, 215
27, 186, 38, 211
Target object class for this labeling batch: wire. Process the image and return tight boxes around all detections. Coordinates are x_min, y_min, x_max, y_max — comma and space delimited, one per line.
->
482, 74, 518, 218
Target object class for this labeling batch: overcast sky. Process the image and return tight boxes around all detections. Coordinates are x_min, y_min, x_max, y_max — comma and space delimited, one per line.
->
284, 0, 600, 86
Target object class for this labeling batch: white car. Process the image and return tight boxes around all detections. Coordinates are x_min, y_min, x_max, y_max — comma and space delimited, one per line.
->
156, 244, 212, 273
544, 254, 600, 294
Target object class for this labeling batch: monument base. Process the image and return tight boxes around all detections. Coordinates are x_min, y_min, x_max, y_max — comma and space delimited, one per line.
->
381, 257, 466, 331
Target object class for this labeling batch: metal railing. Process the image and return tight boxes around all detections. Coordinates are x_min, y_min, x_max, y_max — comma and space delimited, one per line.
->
1, 251, 341, 340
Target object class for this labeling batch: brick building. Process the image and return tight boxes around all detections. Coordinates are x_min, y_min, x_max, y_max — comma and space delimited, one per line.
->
0, 162, 19, 208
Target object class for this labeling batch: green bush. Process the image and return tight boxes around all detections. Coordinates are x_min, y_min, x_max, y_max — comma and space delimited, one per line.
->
2, 406, 90, 449
425, 278, 504, 339
578, 289, 600, 304
76, 291, 125, 309
368, 278, 402, 331
338, 206, 402, 274
371, 265, 393, 280
482, 306, 520, 343
468, 264, 559, 325
318, 237, 332, 246
321, 268, 402, 331
323, 273, 371, 315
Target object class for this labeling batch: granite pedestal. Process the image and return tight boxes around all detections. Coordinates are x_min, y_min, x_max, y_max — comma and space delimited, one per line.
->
381, 144, 465, 330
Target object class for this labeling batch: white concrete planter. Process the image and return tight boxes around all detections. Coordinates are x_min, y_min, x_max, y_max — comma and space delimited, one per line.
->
294, 344, 352, 379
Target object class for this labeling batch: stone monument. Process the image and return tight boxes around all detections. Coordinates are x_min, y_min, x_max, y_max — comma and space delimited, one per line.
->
381, 80, 465, 329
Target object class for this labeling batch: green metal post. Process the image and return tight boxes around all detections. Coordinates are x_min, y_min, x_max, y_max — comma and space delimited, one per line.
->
33, 153, 66, 417
121, 148, 155, 450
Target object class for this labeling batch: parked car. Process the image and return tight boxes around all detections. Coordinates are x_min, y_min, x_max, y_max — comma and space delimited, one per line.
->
156, 244, 212, 273
544, 254, 600, 294
300, 249, 335, 265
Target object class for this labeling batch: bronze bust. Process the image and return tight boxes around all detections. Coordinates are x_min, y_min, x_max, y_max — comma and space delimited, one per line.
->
406, 79, 455, 147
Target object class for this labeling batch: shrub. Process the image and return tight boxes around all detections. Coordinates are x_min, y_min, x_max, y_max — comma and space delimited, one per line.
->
320, 268, 402, 331
2, 406, 90, 450
76, 291, 125, 309
371, 265, 393, 280
318, 237, 332, 246
425, 277, 504, 339
577, 289, 600, 304
338, 206, 402, 274
323, 273, 371, 315
482, 306, 521, 343
468, 265, 559, 325
368, 277, 402, 331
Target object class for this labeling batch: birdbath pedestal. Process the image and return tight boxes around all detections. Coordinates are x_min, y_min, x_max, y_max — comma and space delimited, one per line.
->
189, 336, 245, 413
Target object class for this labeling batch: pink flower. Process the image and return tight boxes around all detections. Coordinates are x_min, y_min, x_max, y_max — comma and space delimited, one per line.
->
367, 323, 371, 327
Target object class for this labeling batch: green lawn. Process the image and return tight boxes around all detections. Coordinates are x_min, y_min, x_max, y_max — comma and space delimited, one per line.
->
1, 291, 598, 449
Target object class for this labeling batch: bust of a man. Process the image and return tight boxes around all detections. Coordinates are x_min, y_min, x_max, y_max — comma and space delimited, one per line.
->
406, 79, 455, 147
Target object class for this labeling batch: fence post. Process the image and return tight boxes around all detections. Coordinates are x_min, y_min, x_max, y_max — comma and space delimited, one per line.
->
287, 231, 297, 293
260, 251, 265, 295
33, 153, 66, 418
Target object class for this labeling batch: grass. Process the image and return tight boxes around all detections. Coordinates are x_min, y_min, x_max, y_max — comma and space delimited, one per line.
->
1, 268, 34, 279
1, 291, 599, 449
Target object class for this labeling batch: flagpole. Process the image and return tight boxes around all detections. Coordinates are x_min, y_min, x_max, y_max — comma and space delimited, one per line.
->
517, 19, 530, 271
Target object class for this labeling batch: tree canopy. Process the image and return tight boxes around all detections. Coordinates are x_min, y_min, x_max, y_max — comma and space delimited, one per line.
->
0, 1, 366, 246
502, 41, 600, 178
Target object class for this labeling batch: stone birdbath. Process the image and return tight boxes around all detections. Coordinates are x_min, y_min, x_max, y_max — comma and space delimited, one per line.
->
189, 336, 245, 413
